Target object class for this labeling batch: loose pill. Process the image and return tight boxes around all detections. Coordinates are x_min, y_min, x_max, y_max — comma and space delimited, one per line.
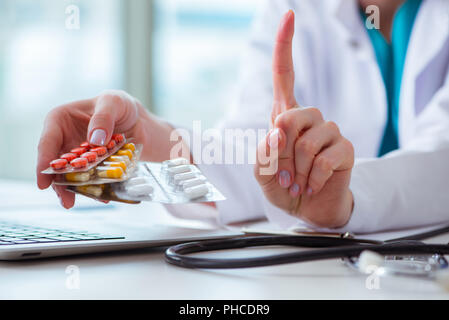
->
167, 165, 192, 176
71, 147, 87, 157
106, 140, 116, 150
164, 158, 189, 167
91, 147, 107, 157
103, 161, 127, 172
127, 184, 154, 197
174, 172, 197, 185
112, 133, 125, 144
126, 177, 149, 187
97, 166, 124, 179
184, 184, 209, 200
181, 178, 206, 190
116, 149, 133, 160
60, 153, 77, 163
81, 152, 98, 163
50, 159, 68, 170
65, 172, 91, 182
70, 157, 88, 168
123, 143, 136, 152
76, 185, 103, 198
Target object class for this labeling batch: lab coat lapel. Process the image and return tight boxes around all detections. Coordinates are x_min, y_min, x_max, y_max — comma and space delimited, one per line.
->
399, 0, 449, 145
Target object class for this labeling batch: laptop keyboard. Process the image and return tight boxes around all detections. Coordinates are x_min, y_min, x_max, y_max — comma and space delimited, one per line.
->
0, 222, 125, 245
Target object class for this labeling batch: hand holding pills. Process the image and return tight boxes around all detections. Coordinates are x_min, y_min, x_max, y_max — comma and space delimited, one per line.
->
37, 90, 187, 209
254, 11, 354, 229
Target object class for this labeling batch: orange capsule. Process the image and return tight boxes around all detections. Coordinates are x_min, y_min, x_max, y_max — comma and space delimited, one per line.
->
60, 153, 77, 162
71, 157, 88, 169
71, 147, 87, 156
112, 133, 125, 144
80, 142, 91, 149
50, 159, 68, 170
106, 140, 116, 150
81, 152, 98, 163
91, 147, 107, 157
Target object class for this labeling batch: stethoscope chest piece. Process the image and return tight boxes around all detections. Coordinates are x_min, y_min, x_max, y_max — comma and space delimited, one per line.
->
346, 249, 449, 278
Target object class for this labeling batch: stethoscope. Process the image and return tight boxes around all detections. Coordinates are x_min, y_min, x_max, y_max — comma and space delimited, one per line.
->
165, 224, 449, 289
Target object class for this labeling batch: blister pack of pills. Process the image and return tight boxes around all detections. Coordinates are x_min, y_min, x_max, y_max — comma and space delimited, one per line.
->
68, 158, 226, 204
42, 134, 129, 174
41, 134, 143, 186
53, 144, 143, 186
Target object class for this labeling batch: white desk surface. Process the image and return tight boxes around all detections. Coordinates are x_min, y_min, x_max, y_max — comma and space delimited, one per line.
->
0, 179, 448, 300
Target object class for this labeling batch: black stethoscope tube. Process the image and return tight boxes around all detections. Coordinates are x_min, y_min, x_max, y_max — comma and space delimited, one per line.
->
385, 225, 449, 242
165, 225, 449, 269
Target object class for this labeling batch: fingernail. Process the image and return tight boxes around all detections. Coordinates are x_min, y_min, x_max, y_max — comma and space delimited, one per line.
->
90, 129, 107, 146
279, 170, 291, 188
269, 129, 280, 149
290, 183, 300, 197
307, 187, 313, 196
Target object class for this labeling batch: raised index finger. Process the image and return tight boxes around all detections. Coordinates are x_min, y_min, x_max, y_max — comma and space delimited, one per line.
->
272, 10, 297, 113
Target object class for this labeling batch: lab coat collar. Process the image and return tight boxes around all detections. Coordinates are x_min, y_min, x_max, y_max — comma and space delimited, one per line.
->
405, 0, 449, 77
399, 0, 449, 144
329, 0, 363, 43
328, 0, 375, 62
330, 0, 449, 75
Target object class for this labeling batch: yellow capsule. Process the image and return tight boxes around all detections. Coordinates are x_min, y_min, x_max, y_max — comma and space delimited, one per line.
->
103, 161, 127, 172
65, 172, 91, 182
97, 166, 124, 179
123, 143, 136, 152
76, 185, 103, 198
106, 155, 131, 166
116, 149, 133, 160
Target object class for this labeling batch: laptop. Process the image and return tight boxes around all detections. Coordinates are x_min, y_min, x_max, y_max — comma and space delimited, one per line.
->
0, 219, 243, 261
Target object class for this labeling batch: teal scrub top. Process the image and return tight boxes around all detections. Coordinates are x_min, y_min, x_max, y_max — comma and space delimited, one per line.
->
362, 0, 422, 156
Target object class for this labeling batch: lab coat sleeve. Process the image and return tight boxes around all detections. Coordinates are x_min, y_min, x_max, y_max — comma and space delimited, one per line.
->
340, 73, 449, 234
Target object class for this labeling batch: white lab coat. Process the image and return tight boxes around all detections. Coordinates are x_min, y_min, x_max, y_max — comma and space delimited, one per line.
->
167, 0, 449, 234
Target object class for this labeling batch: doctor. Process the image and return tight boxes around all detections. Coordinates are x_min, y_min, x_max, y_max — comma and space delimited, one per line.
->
37, 0, 449, 233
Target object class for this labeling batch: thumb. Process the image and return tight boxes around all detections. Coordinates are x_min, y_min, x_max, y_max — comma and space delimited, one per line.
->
87, 91, 137, 146
272, 10, 297, 121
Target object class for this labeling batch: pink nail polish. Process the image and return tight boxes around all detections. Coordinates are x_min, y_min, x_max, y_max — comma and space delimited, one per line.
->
90, 129, 107, 146
279, 170, 291, 188
290, 183, 300, 197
